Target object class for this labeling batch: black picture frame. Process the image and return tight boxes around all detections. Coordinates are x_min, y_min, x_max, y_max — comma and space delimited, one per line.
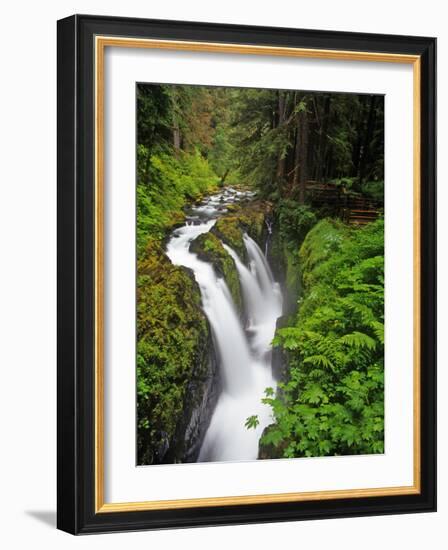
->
57, 14, 436, 535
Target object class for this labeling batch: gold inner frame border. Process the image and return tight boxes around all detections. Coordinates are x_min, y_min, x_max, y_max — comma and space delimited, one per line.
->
94, 36, 421, 513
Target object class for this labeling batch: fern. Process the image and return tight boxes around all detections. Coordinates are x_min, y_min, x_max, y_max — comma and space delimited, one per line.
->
260, 218, 384, 459
339, 331, 377, 350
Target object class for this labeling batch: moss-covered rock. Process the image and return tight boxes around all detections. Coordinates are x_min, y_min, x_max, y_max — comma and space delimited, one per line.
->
137, 239, 218, 465
298, 218, 348, 289
258, 424, 288, 460
237, 203, 267, 243
190, 232, 243, 314
211, 216, 246, 257
211, 200, 270, 257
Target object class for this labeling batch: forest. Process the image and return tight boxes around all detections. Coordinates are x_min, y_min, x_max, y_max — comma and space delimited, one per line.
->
136, 83, 384, 465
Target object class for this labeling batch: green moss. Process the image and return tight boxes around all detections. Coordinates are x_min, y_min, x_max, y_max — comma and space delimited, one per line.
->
190, 232, 243, 314
237, 204, 266, 242
211, 216, 246, 257
211, 200, 269, 256
137, 239, 211, 465
284, 244, 301, 310
137, 149, 219, 252
299, 218, 348, 289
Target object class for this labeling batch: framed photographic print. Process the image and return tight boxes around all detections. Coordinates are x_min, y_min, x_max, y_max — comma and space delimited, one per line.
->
57, 14, 436, 534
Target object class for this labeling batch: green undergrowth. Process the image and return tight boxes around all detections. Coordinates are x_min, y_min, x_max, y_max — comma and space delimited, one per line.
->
136, 148, 220, 463
259, 218, 385, 458
137, 239, 211, 465
137, 149, 219, 252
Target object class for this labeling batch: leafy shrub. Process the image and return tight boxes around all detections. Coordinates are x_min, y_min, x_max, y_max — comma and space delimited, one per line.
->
137, 148, 219, 251
277, 200, 317, 244
259, 218, 384, 458
361, 180, 384, 202
330, 176, 358, 189
136, 146, 219, 463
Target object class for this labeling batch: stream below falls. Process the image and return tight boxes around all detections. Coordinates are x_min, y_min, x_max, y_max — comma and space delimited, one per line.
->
165, 187, 283, 462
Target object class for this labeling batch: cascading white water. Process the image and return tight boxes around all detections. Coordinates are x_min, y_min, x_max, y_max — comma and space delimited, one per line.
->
244, 234, 276, 297
223, 240, 282, 359
222, 244, 266, 326
165, 188, 283, 462
166, 220, 253, 396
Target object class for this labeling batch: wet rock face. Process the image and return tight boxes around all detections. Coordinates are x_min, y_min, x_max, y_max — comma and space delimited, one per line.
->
138, 271, 220, 465
271, 315, 289, 380
258, 424, 288, 460
166, 327, 220, 464
265, 224, 286, 283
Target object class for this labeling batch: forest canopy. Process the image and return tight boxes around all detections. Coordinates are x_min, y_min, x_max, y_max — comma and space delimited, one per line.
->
137, 84, 384, 199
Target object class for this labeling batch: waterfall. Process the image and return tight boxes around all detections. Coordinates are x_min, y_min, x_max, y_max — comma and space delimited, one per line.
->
264, 218, 273, 256
166, 221, 253, 396
244, 234, 276, 296
223, 241, 282, 359
222, 244, 266, 326
165, 189, 283, 463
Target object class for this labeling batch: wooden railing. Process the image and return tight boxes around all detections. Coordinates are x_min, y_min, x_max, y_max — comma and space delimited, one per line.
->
305, 182, 382, 225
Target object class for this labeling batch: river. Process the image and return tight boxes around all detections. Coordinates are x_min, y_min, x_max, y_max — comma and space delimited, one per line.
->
165, 187, 283, 462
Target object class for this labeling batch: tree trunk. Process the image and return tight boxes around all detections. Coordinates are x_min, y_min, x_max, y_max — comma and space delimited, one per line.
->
276, 91, 286, 183
359, 95, 377, 184
171, 85, 181, 153
220, 168, 230, 186
298, 107, 309, 204
292, 127, 300, 196
173, 124, 181, 151
353, 97, 371, 187
315, 95, 331, 182
143, 126, 155, 185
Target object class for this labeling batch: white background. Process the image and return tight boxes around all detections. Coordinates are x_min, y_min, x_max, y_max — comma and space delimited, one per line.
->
105, 48, 414, 502
0, 0, 444, 548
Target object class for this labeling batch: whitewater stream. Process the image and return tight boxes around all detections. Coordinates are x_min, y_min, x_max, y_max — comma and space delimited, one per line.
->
166, 188, 283, 462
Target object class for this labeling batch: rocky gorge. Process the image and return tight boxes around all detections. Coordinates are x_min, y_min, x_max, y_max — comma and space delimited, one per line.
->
137, 187, 284, 464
